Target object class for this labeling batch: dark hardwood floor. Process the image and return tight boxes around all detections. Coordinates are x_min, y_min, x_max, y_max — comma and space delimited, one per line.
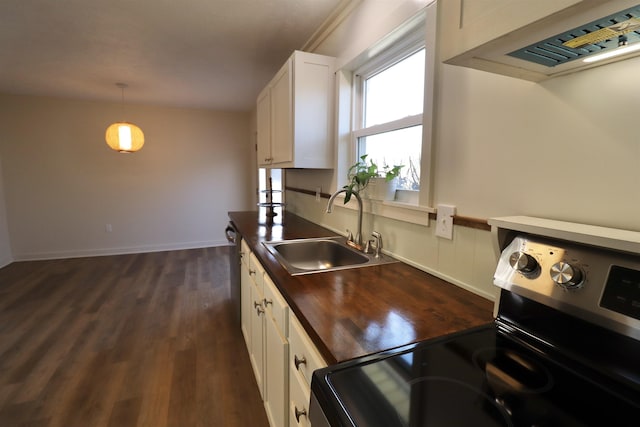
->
0, 247, 269, 427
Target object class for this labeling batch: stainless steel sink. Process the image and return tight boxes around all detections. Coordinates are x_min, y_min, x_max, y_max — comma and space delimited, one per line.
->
263, 236, 397, 275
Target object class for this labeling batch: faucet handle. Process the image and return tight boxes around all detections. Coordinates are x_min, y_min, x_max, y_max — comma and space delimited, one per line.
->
346, 229, 353, 242
371, 231, 382, 257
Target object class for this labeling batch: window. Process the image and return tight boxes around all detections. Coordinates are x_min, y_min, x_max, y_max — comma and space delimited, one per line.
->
258, 168, 284, 224
258, 168, 283, 206
354, 46, 426, 193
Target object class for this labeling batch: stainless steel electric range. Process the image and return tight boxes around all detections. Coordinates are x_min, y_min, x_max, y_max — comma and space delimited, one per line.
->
310, 216, 640, 426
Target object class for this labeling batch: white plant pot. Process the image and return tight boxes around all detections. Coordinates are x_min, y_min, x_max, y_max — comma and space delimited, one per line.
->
363, 177, 398, 201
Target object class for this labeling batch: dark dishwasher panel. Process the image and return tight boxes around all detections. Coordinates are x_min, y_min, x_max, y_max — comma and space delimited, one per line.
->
225, 222, 240, 327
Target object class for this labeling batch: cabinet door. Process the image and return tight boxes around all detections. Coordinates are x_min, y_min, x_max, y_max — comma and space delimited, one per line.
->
440, 0, 583, 61
270, 60, 293, 165
240, 258, 252, 351
256, 87, 272, 166
291, 51, 334, 169
250, 277, 265, 399
264, 315, 289, 427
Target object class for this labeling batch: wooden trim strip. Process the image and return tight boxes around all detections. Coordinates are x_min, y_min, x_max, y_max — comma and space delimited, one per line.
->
286, 186, 490, 231
285, 186, 332, 199
453, 215, 491, 231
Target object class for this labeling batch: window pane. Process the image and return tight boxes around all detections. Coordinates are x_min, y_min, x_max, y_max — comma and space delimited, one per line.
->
258, 168, 283, 204
358, 125, 422, 191
364, 49, 425, 127
270, 169, 283, 204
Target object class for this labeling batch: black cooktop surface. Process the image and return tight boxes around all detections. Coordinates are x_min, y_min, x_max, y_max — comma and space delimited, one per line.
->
312, 324, 640, 427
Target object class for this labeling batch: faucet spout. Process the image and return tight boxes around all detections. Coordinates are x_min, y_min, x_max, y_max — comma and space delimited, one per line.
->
326, 189, 364, 248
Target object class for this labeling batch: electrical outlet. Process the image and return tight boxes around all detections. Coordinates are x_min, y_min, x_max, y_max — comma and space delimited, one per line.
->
435, 204, 456, 239
105, 224, 113, 233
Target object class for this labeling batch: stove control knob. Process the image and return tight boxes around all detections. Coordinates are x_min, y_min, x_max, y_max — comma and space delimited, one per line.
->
550, 262, 584, 289
509, 251, 539, 274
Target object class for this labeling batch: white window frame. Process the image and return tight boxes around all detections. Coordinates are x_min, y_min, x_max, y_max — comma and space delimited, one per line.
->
331, 3, 437, 225
353, 40, 426, 134
353, 41, 426, 202
353, 4, 436, 209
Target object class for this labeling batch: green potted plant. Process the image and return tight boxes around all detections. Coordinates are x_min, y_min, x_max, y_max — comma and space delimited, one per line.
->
342, 155, 403, 203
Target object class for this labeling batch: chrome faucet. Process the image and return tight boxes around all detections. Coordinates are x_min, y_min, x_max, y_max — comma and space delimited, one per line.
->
326, 189, 364, 250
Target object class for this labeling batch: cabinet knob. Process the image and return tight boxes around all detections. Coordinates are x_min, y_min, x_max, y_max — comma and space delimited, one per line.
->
294, 406, 307, 423
249, 269, 256, 276
256, 306, 264, 315
263, 298, 273, 307
294, 354, 307, 370
254, 301, 262, 309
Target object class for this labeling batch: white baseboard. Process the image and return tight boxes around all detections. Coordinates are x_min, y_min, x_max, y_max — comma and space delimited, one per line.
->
12, 239, 231, 262
0, 255, 13, 269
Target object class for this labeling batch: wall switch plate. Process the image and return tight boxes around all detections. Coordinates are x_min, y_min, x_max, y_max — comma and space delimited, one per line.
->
435, 204, 456, 239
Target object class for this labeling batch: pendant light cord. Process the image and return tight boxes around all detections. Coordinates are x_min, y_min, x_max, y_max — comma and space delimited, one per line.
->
116, 82, 128, 121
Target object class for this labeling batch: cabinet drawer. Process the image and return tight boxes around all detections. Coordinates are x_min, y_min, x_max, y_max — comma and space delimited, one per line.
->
264, 275, 288, 336
289, 363, 311, 427
289, 313, 327, 388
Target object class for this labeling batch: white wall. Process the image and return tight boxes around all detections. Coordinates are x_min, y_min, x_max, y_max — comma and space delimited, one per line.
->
0, 154, 12, 267
434, 60, 640, 229
0, 94, 253, 260
284, 0, 640, 300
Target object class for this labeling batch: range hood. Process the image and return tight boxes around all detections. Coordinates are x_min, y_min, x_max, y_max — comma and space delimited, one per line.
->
443, 0, 640, 81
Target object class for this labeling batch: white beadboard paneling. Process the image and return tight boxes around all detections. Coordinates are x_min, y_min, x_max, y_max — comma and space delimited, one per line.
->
471, 229, 501, 300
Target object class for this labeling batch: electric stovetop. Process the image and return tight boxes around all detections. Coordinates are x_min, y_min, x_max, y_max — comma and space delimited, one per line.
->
312, 322, 640, 427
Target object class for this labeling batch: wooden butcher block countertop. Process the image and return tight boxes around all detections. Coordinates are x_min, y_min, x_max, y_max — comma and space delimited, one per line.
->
229, 211, 494, 365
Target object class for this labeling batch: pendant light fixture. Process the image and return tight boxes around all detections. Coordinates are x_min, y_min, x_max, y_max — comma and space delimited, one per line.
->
105, 83, 145, 153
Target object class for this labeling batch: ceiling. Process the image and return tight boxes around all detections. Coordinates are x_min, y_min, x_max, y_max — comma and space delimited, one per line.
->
0, 0, 346, 111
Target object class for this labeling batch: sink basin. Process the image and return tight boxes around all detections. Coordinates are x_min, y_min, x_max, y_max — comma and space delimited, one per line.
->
263, 236, 397, 275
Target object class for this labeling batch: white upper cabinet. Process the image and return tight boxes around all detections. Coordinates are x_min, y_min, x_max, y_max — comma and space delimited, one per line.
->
257, 51, 336, 168
439, 0, 640, 81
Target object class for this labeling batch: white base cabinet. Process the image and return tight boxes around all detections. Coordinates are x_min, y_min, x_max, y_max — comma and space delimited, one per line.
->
240, 242, 327, 427
240, 239, 252, 350
248, 252, 267, 398
263, 274, 289, 427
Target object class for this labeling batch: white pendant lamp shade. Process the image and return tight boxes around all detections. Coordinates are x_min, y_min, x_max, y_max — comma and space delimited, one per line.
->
106, 83, 144, 153
105, 122, 145, 153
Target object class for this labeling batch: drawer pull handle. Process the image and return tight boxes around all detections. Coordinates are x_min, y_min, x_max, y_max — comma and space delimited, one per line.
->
256, 306, 264, 316
263, 298, 273, 307
295, 406, 307, 423
254, 301, 262, 309
294, 354, 307, 370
